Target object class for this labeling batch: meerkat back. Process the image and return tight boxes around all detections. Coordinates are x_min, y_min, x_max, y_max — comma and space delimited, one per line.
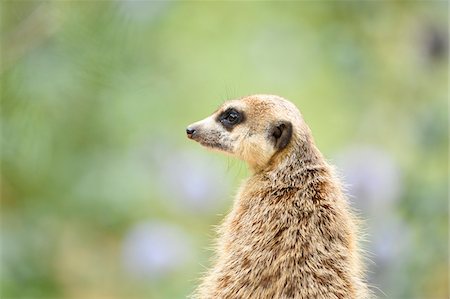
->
186, 95, 370, 299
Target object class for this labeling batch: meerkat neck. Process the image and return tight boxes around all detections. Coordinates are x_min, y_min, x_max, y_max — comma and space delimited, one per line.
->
261, 134, 327, 182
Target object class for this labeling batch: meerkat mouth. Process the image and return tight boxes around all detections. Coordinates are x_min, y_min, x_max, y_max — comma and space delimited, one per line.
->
198, 140, 231, 152
186, 125, 232, 153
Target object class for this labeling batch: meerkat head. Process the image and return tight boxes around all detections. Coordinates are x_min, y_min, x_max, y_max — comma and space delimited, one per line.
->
186, 95, 311, 172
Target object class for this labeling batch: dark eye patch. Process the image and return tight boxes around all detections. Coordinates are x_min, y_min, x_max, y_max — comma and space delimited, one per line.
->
217, 108, 245, 130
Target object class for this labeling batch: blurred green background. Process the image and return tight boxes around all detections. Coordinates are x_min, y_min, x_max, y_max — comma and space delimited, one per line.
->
1, 1, 448, 299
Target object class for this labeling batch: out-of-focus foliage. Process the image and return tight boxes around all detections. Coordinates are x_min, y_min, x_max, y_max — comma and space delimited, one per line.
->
0, 1, 448, 299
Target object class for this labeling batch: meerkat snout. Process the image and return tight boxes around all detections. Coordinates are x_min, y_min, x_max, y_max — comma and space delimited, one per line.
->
186, 127, 196, 139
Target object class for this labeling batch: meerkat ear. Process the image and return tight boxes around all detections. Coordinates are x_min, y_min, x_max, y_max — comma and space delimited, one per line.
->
270, 121, 293, 151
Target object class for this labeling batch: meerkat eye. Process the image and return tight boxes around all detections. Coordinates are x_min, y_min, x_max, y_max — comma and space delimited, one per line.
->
219, 108, 243, 128
226, 111, 239, 123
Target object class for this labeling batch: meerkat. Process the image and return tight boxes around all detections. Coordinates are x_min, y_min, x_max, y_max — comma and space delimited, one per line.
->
186, 95, 370, 299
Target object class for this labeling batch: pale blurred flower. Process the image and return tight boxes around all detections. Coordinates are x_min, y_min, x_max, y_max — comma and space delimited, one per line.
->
335, 145, 403, 213
368, 216, 412, 296
372, 217, 411, 264
122, 221, 193, 279
146, 140, 229, 214
335, 145, 410, 294
160, 151, 228, 211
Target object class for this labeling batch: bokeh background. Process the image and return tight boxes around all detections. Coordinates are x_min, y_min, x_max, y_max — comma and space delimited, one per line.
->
1, 1, 448, 299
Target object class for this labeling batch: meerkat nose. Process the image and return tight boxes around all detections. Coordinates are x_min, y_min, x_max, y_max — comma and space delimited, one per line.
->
186, 127, 196, 139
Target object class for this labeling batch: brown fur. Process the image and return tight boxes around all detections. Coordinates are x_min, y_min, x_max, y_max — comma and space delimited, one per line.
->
187, 95, 370, 299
